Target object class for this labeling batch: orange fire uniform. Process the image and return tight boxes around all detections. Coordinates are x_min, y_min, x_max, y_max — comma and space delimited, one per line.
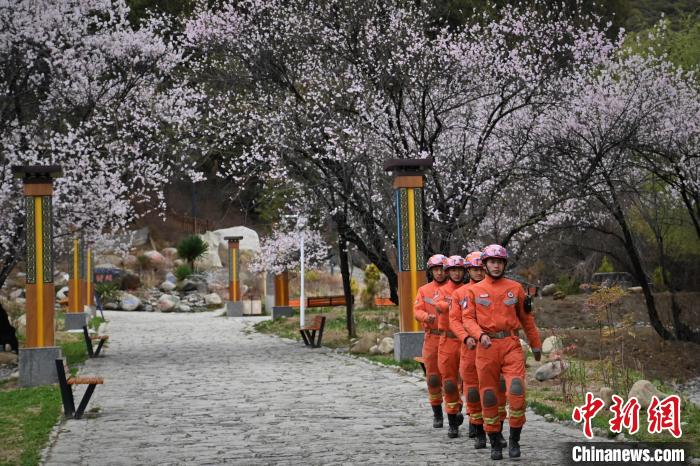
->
449, 283, 507, 426
413, 280, 445, 407
436, 279, 462, 415
463, 276, 542, 433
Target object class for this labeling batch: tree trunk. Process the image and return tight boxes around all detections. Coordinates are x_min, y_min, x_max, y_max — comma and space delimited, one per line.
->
604, 181, 674, 341
338, 230, 356, 338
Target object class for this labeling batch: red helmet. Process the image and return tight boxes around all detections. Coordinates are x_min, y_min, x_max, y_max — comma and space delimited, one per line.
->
465, 251, 483, 268
427, 254, 447, 269
481, 244, 508, 261
444, 255, 465, 270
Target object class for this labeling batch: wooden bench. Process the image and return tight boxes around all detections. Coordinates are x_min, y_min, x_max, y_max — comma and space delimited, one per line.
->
414, 356, 426, 375
299, 315, 326, 348
82, 326, 108, 357
55, 359, 103, 419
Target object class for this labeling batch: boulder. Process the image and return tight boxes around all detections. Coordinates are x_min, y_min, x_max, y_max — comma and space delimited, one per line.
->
157, 294, 180, 312
377, 337, 394, 354
54, 272, 69, 287
204, 293, 223, 307
535, 360, 568, 381
121, 273, 141, 290
120, 293, 141, 311
144, 304, 154, 312
160, 281, 176, 292
165, 272, 177, 284
174, 259, 185, 267
143, 250, 166, 269
99, 254, 123, 267
56, 286, 69, 301
177, 279, 198, 292
599, 387, 614, 407
553, 291, 567, 300
369, 345, 381, 355
542, 283, 558, 296
177, 304, 192, 312
542, 335, 563, 354
162, 247, 178, 260
104, 301, 119, 310
122, 254, 138, 269
194, 231, 222, 270
0, 352, 18, 365
350, 334, 377, 354
628, 380, 665, 408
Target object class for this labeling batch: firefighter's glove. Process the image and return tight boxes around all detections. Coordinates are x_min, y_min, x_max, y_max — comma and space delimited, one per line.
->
532, 349, 542, 361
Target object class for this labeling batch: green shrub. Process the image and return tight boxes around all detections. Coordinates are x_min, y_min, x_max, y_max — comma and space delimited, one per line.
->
176, 235, 208, 269
557, 275, 580, 295
94, 282, 119, 302
597, 255, 614, 273
174, 264, 193, 281
361, 264, 381, 308
652, 266, 668, 291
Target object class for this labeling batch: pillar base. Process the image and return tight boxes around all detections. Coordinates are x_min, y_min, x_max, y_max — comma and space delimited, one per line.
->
271, 306, 294, 319
64, 312, 89, 330
19, 346, 63, 387
226, 301, 244, 317
393, 331, 424, 361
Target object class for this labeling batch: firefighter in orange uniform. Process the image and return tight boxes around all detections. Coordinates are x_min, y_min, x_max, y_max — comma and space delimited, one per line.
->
413, 254, 449, 428
435, 255, 466, 438
449, 251, 507, 450
463, 244, 542, 460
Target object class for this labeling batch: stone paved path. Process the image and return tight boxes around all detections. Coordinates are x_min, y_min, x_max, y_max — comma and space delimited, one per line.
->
44, 311, 590, 465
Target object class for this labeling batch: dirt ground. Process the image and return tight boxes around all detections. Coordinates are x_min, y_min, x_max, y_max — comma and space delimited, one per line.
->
533, 291, 700, 383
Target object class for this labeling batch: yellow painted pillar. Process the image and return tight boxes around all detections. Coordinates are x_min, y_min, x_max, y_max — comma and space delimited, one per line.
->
85, 246, 95, 311
384, 159, 433, 333
225, 236, 244, 317
68, 237, 83, 313
13, 165, 63, 386
274, 271, 289, 307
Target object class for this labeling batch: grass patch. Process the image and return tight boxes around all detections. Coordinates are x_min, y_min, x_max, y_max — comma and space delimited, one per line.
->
0, 385, 61, 466
88, 315, 106, 332
362, 354, 421, 372
59, 341, 87, 367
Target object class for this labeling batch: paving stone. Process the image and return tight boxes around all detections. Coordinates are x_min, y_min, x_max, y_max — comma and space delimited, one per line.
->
45, 311, 591, 465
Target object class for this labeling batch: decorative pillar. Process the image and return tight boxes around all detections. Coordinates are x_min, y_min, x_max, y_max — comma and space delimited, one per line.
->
224, 236, 244, 317
84, 245, 95, 316
271, 270, 293, 319
13, 165, 63, 386
384, 158, 433, 360
65, 235, 88, 330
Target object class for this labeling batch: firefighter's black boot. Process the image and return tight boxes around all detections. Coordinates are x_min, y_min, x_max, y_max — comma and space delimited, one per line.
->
496, 422, 507, 448
468, 422, 477, 438
473, 424, 487, 449
432, 405, 443, 428
509, 426, 522, 458
447, 414, 460, 438
456, 411, 464, 426
488, 432, 503, 460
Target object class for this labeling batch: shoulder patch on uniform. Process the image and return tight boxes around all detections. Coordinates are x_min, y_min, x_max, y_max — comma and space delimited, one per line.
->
460, 297, 468, 309
507, 291, 514, 298
480, 293, 489, 298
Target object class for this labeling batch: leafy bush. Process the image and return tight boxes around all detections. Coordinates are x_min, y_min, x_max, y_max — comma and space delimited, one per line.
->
557, 275, 580, 295
361, 264, 381, 308
597, 256, 614, 273
174, 264, 193, 281
95, 282, 119, 302
652, 266, 668, 291
176, 235, 208, 269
